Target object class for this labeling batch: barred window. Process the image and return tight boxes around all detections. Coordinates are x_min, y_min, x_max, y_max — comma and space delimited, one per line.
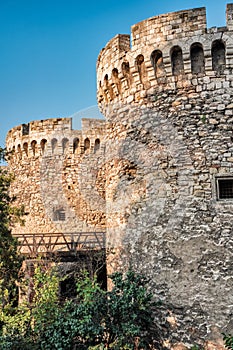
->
216, 178, 233, 200
53, 208, 66, 221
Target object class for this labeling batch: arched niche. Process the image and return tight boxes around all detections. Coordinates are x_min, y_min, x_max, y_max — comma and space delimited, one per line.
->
51, 138, 58, 154
73, 138, 79, 154
23, 142, 28, 157
104, 74, 114, 100
121, 61, 133, 88
31, 140, 37, 156
84, 138, 90, 153
151, 49, 166, 79
17, 144, 22, 159
112, 68, 121, 95
212, 40, 226, 74
171, 46, 184, 76
94, 138, 100, 153
135, 54, 149, 86
190, 43, 205, 75
40, 139, 47, 155
62, 138, 69, 154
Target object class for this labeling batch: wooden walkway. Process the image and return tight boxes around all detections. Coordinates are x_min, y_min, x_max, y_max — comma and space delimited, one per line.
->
14, 232, 105, 256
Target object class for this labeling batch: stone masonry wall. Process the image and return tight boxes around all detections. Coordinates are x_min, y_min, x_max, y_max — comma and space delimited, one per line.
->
6, 117, 106, 234
5, 3, 233, 347
97, 4, 233, 346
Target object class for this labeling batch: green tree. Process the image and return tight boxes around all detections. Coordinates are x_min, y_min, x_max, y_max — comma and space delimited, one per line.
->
0, 147, 159, 349
0, 147, 23, 307
37, 269, 156, 349
223, 334, 233, 350
0, 266, 158, 349
103, 270, 155, 349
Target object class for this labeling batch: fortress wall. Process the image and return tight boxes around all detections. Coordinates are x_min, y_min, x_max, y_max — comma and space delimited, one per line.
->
5, 3, 233, 346
97, 5, 233, 107
6, 117, 106, 234
131, 7, 206, 46
97, 4, 233, 345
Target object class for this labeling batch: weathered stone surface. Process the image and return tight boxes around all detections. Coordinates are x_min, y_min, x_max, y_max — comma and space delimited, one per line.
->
96, 3, 233, 346
5, 3, 233, 347
6, 118, 106, 234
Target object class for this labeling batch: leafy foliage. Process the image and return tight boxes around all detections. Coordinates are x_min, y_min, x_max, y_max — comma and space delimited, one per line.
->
103, 270, 155, 349
0, 147, 157, 348
0, 147, 23, 307
223, 334, 233, 349
0, 266, 157, 349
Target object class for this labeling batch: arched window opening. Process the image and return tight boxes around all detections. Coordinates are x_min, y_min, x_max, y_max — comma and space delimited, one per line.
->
104, 74, 114, 100
84, 138, 90, 153
51, 138, 58, 154
112, 68, 121, 95
62, 138, 69, 154
17, 144, 22, 159
136, 54, 148, 85
98, 81, 105, 103
151, 50, 166, 79
171, 46, 184, 76
40, 139, 47, 155
23, 142, 28, 156
112, 68, 118, 77
212, 40, 226, 73
31, 140, 37, 156
94, 138, 100, 153
136, 54, 144, 67
191, 43, 205, 75
121, 61, 133, 88
73, 138, 79, 154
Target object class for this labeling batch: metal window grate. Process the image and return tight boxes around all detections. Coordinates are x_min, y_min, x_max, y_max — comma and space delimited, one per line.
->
53, 209, 66, 221
217, 178, 233, 199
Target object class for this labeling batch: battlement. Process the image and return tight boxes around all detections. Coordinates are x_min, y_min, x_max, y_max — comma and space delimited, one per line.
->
131, 7, 206, 46
6, 117, 106, 160
97, 4, 233, 110
4, 3, 233, 341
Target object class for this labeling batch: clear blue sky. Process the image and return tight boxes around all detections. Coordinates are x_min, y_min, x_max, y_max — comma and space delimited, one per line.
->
0, 0, 229, 146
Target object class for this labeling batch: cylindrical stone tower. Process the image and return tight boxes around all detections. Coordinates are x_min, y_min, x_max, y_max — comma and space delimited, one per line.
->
6, 117, 106, 235
97, 4, 233, 345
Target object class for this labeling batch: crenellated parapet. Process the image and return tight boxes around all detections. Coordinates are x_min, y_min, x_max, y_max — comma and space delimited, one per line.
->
5, 116, 106, 235
97, 4, 233, 109
96, 3, 233, 344
6, 117, 105, 160
4, 3, 233, 343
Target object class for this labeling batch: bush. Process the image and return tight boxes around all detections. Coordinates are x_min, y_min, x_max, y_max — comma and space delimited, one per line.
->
0, 267, 158, 349
223, 334, 233, 350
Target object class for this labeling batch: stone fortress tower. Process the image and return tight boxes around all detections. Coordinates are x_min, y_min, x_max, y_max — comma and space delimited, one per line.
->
5, 3, 233, 346
96, 3, 233, 345
6, 117, 106, 234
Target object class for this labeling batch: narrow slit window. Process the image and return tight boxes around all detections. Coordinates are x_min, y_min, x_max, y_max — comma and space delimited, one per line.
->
94, 138, 100, 153
84, 138, 90, 152
62, 138, 69, 154
151, 49, 166, 79
73, 138, 79, 154
190, 43, 205, 75
51, 138, 58, 154
212, 40, 226, 73
171, 46, 184, 76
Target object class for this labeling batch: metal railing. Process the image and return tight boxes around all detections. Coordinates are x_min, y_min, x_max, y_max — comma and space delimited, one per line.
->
14, 232, 106, 256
